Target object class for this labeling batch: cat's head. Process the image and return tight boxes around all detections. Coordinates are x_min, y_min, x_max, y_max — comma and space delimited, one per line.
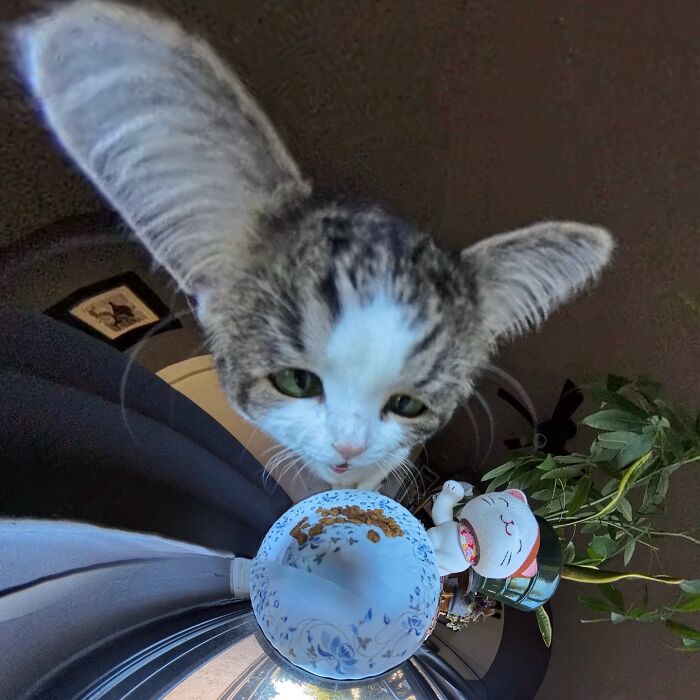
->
16, 1, 614, 487
459, 490, 540, 578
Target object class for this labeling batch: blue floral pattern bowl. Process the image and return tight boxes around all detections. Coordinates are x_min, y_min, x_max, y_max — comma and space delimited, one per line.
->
250, 490, 440, 680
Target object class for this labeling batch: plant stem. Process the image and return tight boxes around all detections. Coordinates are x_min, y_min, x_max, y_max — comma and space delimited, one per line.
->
626, 454, 700, 493
638, 528, 700, 546
547, 492, 618, 521
549, 455, 700, 523
597, 521, 660, 551
652, 531, 700, 545
667, 454, 700, 469
561, 565, 685, 585
554, 453, 654, 529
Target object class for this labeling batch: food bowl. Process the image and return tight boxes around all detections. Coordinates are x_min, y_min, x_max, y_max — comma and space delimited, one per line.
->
249, 489, 441, 681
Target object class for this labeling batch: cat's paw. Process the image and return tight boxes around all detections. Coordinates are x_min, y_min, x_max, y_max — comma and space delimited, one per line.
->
442, 480, 465, 500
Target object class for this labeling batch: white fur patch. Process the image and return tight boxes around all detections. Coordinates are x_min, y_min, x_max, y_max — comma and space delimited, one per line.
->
324, 293, 421, 395
321, 293, 421, 452
258, 293, 422, 487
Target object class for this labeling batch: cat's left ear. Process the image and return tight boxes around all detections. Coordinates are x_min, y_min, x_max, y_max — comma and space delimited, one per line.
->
461, 222, 614, 341
15, 1, 310, 296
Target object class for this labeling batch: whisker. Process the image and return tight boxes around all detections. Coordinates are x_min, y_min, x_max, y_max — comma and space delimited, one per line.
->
472, 389, 495, 471
420, 443, 430, 470
262, 447, 295, 488
119, 304, 194, 445
238, 424, 262, 460
462, 403, 481, 464
401, 459, 420, 502
291, 459, 310, 495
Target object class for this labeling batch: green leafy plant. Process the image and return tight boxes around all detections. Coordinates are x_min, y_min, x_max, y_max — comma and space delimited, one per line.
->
535, 606, 553, 647
480, 375, 700, 649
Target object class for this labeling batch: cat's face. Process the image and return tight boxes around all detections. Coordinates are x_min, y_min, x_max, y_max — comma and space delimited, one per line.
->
18, 1, 613, 487
459, 490, 540, 578
207, 204, 481, 486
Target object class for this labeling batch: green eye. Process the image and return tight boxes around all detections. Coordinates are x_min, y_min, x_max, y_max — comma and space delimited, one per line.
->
385, 394, 426, 418
270, 368, 323, 398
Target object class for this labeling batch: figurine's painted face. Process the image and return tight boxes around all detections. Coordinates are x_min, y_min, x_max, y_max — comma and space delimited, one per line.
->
459, 489, 540, 579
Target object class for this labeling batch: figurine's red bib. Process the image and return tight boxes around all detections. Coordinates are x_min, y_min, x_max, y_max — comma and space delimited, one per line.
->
457, 520, 478, 565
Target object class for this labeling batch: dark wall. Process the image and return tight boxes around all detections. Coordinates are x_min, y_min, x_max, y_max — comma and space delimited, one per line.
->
2, 2, 699, 698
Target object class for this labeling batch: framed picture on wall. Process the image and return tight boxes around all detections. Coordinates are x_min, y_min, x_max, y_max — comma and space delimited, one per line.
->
46, 272, 182, 350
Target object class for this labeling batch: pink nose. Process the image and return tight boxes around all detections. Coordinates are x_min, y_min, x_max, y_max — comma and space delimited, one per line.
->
334, 443, 367, 461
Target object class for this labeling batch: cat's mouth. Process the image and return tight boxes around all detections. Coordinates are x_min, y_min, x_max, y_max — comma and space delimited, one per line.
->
331, 463, 351, 474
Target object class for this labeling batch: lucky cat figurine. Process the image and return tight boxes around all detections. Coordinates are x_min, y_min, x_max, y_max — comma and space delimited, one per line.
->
427, 480, 540, 578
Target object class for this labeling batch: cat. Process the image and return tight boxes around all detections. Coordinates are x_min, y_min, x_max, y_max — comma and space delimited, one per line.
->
15, 1, 614, 491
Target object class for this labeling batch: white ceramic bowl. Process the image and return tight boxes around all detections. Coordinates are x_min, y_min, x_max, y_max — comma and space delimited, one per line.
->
250, 490, 440, 680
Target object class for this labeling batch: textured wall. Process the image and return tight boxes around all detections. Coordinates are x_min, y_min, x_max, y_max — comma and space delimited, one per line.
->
2, 1, 699, 698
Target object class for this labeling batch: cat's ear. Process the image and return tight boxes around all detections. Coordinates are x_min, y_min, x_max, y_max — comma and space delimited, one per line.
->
461, 222, 614, 341
15, 0, 310, 295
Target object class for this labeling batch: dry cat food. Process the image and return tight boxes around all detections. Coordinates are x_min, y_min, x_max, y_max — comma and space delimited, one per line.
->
289, 505, 404, 546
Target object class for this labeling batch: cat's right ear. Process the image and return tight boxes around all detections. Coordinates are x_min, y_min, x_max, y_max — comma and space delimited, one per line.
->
461, 221, 614, 342
15, 0, 310, 295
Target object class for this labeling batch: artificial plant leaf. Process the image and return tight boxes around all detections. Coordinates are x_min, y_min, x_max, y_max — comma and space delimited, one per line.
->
680, 639, 700, 651
582, 522, 601, 534
590, 442, 622, 465
663, 429, 687, 462
601, 479, 618, 495
567, 476, 592, 515
485, 470, 514, 492
599, 584, 625, 612
643, 474, 660, 510
583, 409, 648, 432
635, 375, 662, 400
619, 384, 654, 413
597, 431, 639, 451
617, 497, 633, 522
627, 586, 649, 618
637, 611, 661, 622
649, 413, 671, 432
519, 470, 544, 492
534, 493, 566, 516
578, 596, 612, 612
584, 384, 647, 416
623, 539, 636, 566
481, 461, 516, 482
553, 454, 589, 464
607, 374, 631, 392
506, 465, 538, 490
535, 606, 552, 648
654, 470, 670, 503
614, 431, 655, 469
669, 596, 700, 613
563, 541, 576, 564
530, 489, 555, 501
540, 466, 583, 481
580, 618, 609, 624
680, 580, 700, 596
536, 455, 557, 471
664, 620, 700, 641
589, 535, 616, 559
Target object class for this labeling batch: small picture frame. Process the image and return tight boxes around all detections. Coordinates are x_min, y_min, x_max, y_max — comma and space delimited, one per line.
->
46, 272, 182, 350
